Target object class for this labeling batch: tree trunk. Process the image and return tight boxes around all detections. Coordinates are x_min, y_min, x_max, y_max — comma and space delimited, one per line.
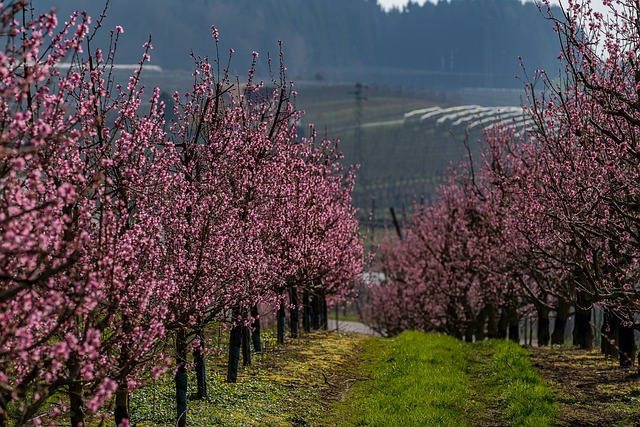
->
572, 292, 594, 350
69, 381, 84, 427
486, 304, 498, 339
175, 329, 188, 427
497, 308, 508, 339
114, 319, 132, 426
250, 305, 262, 353
290, 287, 300, 338
445, 304, 463, 339
277, 301, 286, 344
537, 306, 551, 347
114, 387, 130, 427
321, 291, 328, 331
193, 327, 208, 399
619, 322, 635, 368
551, 297, 570, 345
311, 293, 321, 330
508, 308, 519, 343
303, 290, 311, 333
242, 325, 251, 366
475, 306, 488, 341
601, 309, 619, 359
463, 306, 475, 342
0, 393, 7, 427
68, 355, 84, 427
227, 317, 242, 383
464, 322, 474, 342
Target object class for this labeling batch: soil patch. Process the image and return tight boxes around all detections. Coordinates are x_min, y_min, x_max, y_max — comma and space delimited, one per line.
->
528, 346, 640, 426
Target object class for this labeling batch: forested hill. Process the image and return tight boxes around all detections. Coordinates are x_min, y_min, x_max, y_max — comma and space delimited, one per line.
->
39, 0, 561, 89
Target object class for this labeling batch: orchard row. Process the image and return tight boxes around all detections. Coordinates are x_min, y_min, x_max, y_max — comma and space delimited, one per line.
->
365, 0, 640, 366
0, 3, 364, 426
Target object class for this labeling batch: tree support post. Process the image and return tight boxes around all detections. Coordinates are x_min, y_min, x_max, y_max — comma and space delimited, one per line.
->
114, 387, 130, 426
227, 313, 242, 383
194, 327, 208, 399
290, 287, 300, 338
242, 324, 252, 366
175, 329, 188, 427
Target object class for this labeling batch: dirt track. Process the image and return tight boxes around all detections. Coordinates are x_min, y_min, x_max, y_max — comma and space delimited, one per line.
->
528, 347, 640, 426
327, 319, 380, 335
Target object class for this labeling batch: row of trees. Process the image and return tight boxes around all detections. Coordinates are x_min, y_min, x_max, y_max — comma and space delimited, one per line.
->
364, 0, 640, 367
0, 2, 363, 426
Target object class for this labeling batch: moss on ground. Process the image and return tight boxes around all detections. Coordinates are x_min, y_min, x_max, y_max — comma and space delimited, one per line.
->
125, 331, 367, 427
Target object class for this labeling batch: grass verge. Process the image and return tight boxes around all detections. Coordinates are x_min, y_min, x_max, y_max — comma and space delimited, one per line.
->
329, 331, 558, 427
470, 340, 558, 427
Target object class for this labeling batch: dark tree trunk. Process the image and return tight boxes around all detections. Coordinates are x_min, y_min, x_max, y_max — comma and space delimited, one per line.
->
251, 305, 262, 353
551, 317, 568, 345
573, 292, 594, 350
242, 325, 251, 366
227, 317, 242, 383
303, 290, 311, 333
175, 329, 188, 427
321, 291, 328, 330
69, 380, 84, 427
619, 322, 635, 368
193, 327, 208, 399
475, 306, 488, 341
497, 308, 508, 339
0, 394, 7, 427
115, 320, 132, 425
529, 319, 534, 346
537, 306, 551, 347
277, 302, 286, 344
68, 355, 84, 427
311, 294, 321, 330
464, 323, 474, 342
290, 287, 300, 338
463, 306, 475, 342
508, 309, 520, 343
445, 304, 462, 339
551, 297, 570, 345
601, 309, 619, 359
486, 304, 498, 339
114, 388, 130, 427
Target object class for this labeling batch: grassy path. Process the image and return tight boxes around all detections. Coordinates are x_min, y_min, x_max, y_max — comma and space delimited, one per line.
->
328, 331, 557, 427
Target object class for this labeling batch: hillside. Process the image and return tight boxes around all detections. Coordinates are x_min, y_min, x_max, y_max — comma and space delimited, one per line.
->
38, 0, 562, 90
295, 83, 526, 216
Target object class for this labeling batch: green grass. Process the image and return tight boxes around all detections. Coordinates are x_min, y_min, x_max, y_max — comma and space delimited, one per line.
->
329, 331, 558, 427
472, 340, 559, 427
329, 331, 476, 427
